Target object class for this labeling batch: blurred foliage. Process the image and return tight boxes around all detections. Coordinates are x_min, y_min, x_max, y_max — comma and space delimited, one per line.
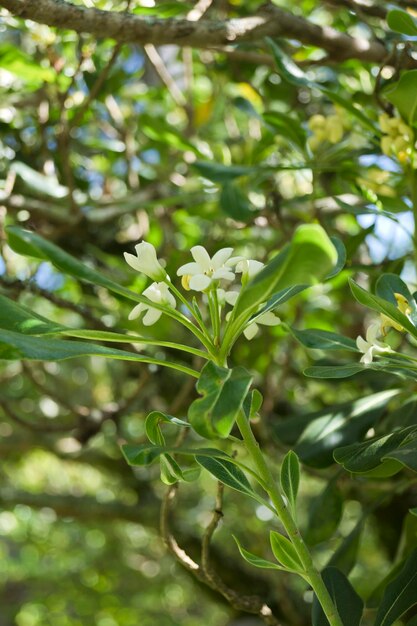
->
1, 0, 417, 625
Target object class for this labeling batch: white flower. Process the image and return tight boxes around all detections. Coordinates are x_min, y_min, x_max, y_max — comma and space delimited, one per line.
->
356, 322, 391, 365
244, 312, 281, 340
124, 241, 166, 281
235, 259, 264, 285
217, 288, 239, 306
128, 282, 176, 326
177, 246, 237, 291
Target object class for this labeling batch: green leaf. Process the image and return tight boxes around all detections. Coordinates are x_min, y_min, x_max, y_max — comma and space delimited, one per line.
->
376, 274, 417, 326
6, 227, 135, 299
122, 444, 229, 467
188, 362, 253, 439
0, 328, 198, 377
267, 39, 378, 133
304, 364, 366, 378
270, 531, 303, 572
328, 519, 364, 575
350, 279, 417, 337
256, 285, 308, 318
387, 9, 417, 36
375, 548, 417, 626
195, 455, 255, 498
293, 390, 399, 468
5, 227, 168, 316
274, 390, 397, 450
280, 451, 300, 515
0, 44, 56, 87
305, 482, 343, 546
334, 426, 417, 477
232, 224, 337, 326
263, 111, 306, 148
312, 567, 363, 626
220, 182, 253, 221
233, 536, 283, 570
145, 411, 189, 445
243, 388, 263, 419
11, 162, 68, 199
193, 161, 257, 183
292, 328, 358, 352
385, 70, 417, 126
326, 237, 346, 279
0, 294, 66, 335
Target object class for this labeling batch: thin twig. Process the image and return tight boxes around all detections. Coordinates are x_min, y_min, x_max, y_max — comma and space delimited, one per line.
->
160, 483, 283, 626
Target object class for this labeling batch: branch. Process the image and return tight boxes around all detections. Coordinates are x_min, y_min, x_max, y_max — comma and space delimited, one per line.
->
0, 0, 395, 64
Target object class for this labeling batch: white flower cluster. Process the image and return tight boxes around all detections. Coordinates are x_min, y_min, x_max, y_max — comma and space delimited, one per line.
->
124, 241, 280, 339
356, 293, 411, 364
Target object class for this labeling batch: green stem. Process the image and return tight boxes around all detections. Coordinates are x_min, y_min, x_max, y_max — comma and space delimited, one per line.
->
63, 329, 209, 359
235, 412, 344, 626
168, 282, 213, 341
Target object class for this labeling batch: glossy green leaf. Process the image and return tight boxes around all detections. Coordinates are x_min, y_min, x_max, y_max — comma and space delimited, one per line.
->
293, 390, 399, 468
243, 388, 263, 419
387, 9, 417, 36
256, 285, 308, 318
188, 361, 252, 439
304, 364, 365, 379
193, 161, 257, 183
274, 390, 397, 449
305, 482, 343, 546
350, 279, 417, 337
5, 227, 157, 310
280, 450, 300, 515
376, 274, 417, 326
220, 182, 253, 221
270, 531, 303, 572
375, 548, 417, 626
233, 536, 283, 570
145, 411, 189, 445
0, 328, 198, 377
195, 455, 255, 498
385, 70, 417, 126
334, 426, 417, 476
232, 224, 337, 325
122, 444, 229, 467
0, 294, 66, 335
312, 566, 363, 626
326, 237, 346, 279
292, 328, 358, 352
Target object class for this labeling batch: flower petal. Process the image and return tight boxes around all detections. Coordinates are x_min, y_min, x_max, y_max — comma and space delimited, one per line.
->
211, 247, 234, 269
212, 268, 235, 281
189, 274, 212, 291
190, 246, 211, 271
356, 336, 369, 353
224, 291, 239, 306
124, 252, 143, 272
128, 303, 146, 320
226, 256, 245, 267
257, 312, 281, 326
243, 323, 259, 340
176, 262, 202, 276
143, 307, 162, 326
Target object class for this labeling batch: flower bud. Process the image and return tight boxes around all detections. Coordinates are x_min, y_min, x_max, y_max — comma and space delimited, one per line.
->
124, 241, 167, 281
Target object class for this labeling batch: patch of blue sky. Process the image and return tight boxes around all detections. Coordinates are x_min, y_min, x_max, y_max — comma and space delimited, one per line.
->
357, 211, 414, 263
34, 262, 64, 291
359, 153, 401, 173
